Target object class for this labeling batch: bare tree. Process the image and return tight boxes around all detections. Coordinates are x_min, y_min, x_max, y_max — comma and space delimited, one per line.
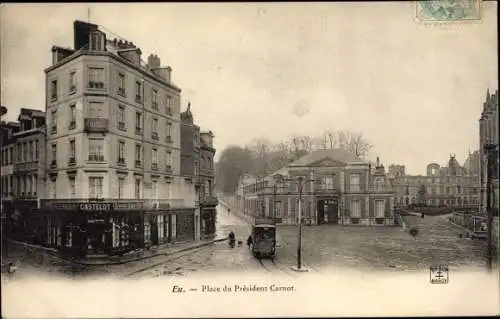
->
338, 131, 373, 158
248, 138, 273, 176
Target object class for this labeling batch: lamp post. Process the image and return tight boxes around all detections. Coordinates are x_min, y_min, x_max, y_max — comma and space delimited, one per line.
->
484, 142, 497, 272
291, 175, 315, 272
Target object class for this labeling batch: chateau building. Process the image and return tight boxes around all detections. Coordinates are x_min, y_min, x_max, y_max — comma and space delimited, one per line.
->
180, 104, 217, 239
479, 89, 499, 215
392, 155, 480, 208
239, 149, 396, 226
40, 20, 199, 257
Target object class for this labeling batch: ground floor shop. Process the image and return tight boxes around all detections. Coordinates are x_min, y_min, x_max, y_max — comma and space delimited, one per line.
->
200, 206, 217, 238
31, 200, 198, 258
243, 193, 395, 226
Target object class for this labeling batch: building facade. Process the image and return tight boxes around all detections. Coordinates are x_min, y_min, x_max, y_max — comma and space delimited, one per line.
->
392, 155, 480, 209
180, 104, 217, 239
479, 89, 499, 216
40, 20, 198, 257
239, 149, 396, 226
1, 108, 47, 242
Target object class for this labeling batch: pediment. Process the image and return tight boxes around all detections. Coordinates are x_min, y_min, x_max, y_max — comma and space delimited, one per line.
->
309, 157, 346, 167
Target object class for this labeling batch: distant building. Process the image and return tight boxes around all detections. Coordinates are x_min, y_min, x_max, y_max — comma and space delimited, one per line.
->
479, 89, 499, 215
387, 164, 406, 178
392, 155, 480, 208
38, 20, 198, 257
180, 104, 217, 239
238, 149, 396, 226
1, 108, 46, 242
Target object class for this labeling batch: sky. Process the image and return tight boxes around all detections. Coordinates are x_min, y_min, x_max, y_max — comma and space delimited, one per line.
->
1, 2, 497, 175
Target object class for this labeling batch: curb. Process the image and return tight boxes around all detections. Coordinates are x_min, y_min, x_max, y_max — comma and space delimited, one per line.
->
8, 238, 227, 267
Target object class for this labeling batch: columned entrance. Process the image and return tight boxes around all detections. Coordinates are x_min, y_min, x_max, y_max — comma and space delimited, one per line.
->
317, 198, 339, 224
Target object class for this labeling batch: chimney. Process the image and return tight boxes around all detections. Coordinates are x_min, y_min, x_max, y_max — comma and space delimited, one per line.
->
148, 54, 160, 69
73, 20, 98, 50
165, 66, 172, 83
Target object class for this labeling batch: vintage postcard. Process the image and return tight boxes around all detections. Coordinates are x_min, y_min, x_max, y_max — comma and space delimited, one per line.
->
1, 2, 499, 318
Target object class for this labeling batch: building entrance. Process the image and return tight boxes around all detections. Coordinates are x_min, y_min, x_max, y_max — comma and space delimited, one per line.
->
317, 198, 339, 224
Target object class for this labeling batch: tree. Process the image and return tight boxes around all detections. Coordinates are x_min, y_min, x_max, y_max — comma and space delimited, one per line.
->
248, 138, 273, 176
215, 146, 256, 193
333, 130, 373, 159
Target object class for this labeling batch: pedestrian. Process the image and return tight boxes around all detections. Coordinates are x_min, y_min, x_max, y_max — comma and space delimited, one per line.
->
7, 262, 17, 277
247, 235, 253, 249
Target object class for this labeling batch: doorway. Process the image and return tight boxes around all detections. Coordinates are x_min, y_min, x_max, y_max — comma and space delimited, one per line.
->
317, 199, 339, 224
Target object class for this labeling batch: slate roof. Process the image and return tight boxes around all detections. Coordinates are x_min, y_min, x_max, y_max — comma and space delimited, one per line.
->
289, 148, 360, 166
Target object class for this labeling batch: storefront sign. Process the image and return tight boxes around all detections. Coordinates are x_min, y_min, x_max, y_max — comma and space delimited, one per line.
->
79, 203, 112, 212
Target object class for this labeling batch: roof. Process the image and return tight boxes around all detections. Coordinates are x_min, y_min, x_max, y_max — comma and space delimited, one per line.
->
289, 148, 360, 166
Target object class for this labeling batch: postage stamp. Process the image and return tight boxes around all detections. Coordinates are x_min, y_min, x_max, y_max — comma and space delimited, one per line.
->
416, 0, 481, 23
429, 265, 450, 284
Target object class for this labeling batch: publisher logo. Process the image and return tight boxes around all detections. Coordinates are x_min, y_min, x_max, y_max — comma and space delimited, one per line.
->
430, 265, 449, 284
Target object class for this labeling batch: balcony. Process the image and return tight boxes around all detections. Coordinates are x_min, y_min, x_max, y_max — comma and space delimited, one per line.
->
152, 101, 158, 110
84, 118, 109, 133
166, 136, 173, 144
51, 125, 57, 134
14, 162, 38, 173
166, 107, 173, 116
135, 127, 142, 135
88, 81, 104, 89
50, 160, 57, 169
151, 163, 158, 171
135, 95, 142, 103
68, 120, 76, 130
118, 122, 126, 131
68, 157, 76, 166
201, 196, 219, 207
151, 132, 159, 140
118, 87, 126, 97
165, 165, 172, 173
88, 154, 105, 162
117, 158, 126, 166
135, 160, 143, 168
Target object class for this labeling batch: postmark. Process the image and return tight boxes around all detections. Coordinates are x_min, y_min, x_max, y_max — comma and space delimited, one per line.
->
416, 0, 481, 23
429, 265, 449, 284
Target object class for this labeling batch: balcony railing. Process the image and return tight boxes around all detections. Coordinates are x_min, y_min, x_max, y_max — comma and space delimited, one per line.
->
152, 132, 159, 140
50, 160, 57, 168
88, 81, 105, 89
84, 118, 109, 133
152, 101, 158, 110
135, 160, 143, 168
135, 127, 142, 135
166, 107, 173, 116
68, 120, 76, 130
118, 87, 126, 97
51, 125, 57, 134
165, 165, 172, 173
166, 136, 173, 143
14, 162, 38, 172
88, 154, 105, 162
152, 163, 158, 170
117, 158, 126, 166
118, 122, 126, 131
68, 157, 76, 165
135, 95, 142, 103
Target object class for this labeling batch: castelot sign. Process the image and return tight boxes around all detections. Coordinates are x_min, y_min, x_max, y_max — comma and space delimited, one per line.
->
79, 202, 112, 212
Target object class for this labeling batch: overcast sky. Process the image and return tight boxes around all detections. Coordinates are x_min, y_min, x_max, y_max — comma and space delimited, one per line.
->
1, 3, 497, 175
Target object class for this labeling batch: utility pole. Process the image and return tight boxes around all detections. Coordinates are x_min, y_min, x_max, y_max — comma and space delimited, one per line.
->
484, 143, 497, 272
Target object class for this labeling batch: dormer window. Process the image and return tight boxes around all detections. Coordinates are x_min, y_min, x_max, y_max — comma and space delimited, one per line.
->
89, 31, 105, 51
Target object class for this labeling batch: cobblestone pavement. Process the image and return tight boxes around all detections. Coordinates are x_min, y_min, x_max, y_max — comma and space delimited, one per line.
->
277, 213, 487, 272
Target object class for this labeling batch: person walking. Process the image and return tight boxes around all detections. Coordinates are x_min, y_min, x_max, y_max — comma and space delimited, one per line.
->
246, 235, 253, 249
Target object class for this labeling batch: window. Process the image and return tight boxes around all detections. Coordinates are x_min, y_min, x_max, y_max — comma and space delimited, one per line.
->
350, 199, 361, 217
118, 177, 125, 199
135, 80, 142, 102
88, 67, 105, 89
374, 177, 384, 191
152, 89, 158, 109
323, 176, 334, 190
275, 201, 282, 218
88, 139, 104, 162
152, 118, 159, 139
69, 104, 76, 128
51, 143, 57, 165
457, 185, 461, 194
151, 180, 158, 199
135, 178, 141, 199
89, 177, 104, 198
88, 102, 104, 118
158, 215, 164, 241
166, 95, 172, 114
51, 79, 58, 100
135, 112, 142, 134
166, 122, 172, 141
69, 139, 76, 163
375, 200, 385, 218
34, 142, 38, 161
51, 109, 57, 133
69, 71, 76, 93
27, 141, 32, 162
89, 31, 104, 51
152, 148, 158, 169
118, 105, 126, 130
166, 151, 172, 167
135, 144, 142, 162
69, 178, 76, 198
350, 174, 360, 192
144, 220, 151, 245
117, 73, 126, 96
118, 141, 125, 163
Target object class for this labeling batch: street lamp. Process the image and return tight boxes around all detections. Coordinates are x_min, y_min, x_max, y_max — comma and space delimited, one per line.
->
484, 142, 497, 272
291, 175, 315, 272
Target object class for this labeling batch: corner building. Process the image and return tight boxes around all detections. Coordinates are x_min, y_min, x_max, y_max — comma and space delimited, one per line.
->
42, 21, 198, 257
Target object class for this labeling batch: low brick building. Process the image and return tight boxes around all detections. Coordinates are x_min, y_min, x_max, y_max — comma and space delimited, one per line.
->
239, 149, 396, 226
